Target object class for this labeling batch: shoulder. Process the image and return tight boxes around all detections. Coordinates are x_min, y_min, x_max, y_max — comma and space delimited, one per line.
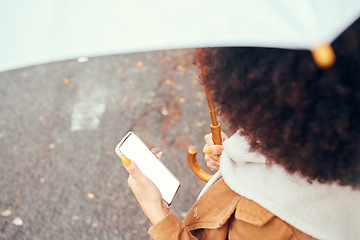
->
232, 197, 316, 240
184, 178, 316, 239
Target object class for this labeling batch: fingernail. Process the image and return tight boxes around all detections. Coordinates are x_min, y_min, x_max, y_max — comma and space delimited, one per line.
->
158, 151, 163, 158
120, 155, 131, 166
203, 147, 213, 154
151, 148, 156, 152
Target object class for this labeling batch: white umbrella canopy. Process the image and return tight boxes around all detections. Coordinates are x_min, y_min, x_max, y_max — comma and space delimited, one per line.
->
0, 0, 360, 72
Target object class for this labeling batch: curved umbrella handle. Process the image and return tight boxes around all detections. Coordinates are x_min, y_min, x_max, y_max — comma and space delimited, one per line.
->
187, 148, 213, 182
187, 122, 222, 182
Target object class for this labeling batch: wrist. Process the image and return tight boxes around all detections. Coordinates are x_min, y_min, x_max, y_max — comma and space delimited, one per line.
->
146, 204, 170, 225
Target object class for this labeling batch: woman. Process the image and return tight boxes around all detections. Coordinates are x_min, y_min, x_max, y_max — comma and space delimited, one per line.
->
120, 18, 360, 239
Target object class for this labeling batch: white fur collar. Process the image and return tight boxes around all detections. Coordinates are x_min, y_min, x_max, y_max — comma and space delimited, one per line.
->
199, 132, 360, 240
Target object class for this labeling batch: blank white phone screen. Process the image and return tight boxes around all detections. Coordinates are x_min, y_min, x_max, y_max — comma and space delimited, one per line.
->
116, 132, 180, 204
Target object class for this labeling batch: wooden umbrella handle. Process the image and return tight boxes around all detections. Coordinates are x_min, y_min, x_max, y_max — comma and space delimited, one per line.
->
187, 60, 223, 182
187, 148, 213, 182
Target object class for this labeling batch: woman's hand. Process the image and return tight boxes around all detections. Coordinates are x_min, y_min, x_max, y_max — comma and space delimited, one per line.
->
120, 151, 170, 225
202, 132, 228, 171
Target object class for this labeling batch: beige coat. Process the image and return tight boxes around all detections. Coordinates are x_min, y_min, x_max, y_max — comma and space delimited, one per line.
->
148, 178, 316, 239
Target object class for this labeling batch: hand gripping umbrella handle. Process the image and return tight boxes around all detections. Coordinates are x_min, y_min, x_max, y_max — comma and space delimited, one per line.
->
187, 62, 223, 182
187, 121, 222, 182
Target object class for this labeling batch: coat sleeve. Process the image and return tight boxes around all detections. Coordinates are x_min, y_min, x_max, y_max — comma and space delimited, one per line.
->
148, 212, 198, 240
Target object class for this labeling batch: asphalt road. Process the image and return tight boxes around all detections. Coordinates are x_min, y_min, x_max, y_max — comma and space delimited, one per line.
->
0, 49, 227, 239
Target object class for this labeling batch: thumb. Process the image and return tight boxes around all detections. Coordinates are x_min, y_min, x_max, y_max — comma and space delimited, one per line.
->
120, 155, 147, 184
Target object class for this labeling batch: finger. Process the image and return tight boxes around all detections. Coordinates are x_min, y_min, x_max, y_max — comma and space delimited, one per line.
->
203, 145, 224, 156
204, 133, 215, 146
206, 160, 220, 171
206, 157, 220, 168
156, 151, 163, 160
205, 154, 220, 164
128, 175, 135, 188
205, 157, 220, 170
151, 148, 163, 160
120, 155, 147, 184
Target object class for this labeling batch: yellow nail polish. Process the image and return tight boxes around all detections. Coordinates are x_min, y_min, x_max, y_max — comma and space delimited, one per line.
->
120, 155, 131, 166
203, 147, 213, 154
151, 148, 156, 152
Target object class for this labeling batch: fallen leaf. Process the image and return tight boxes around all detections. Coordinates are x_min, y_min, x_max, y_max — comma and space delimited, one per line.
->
164, 79, 175, 86
12, 217, 23, 226
63, 78, 70, 85
87, 193, 95, 199
1, 209, 12, 217
161, 107, 168, 116
176, 65, 186, 73
179, 97, 186, 103
136, 61, 144, 67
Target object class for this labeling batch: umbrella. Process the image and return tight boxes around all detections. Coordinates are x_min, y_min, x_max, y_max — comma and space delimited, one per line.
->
1, 0, 360, 181
2, 0, 360, 72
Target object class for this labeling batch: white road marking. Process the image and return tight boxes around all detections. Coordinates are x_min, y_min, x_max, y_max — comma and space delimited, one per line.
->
71, 87, 107, 131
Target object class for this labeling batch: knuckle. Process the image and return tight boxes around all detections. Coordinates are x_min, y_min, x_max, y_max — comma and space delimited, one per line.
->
204, 134, 212, 141
127, 165, 138, 175
213, 146, 223, 155
127, 177, 133, 188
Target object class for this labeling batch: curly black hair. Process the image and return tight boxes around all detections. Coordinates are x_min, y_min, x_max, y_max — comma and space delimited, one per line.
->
196, 18, 360, 188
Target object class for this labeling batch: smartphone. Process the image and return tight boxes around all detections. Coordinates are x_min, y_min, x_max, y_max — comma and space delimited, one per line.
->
115, 131, 180, 204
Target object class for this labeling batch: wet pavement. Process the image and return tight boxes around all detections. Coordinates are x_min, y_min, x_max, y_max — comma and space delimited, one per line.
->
0, 49, 229, 239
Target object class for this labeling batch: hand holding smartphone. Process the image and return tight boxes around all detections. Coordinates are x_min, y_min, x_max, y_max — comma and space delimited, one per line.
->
115, 131, 180, 204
